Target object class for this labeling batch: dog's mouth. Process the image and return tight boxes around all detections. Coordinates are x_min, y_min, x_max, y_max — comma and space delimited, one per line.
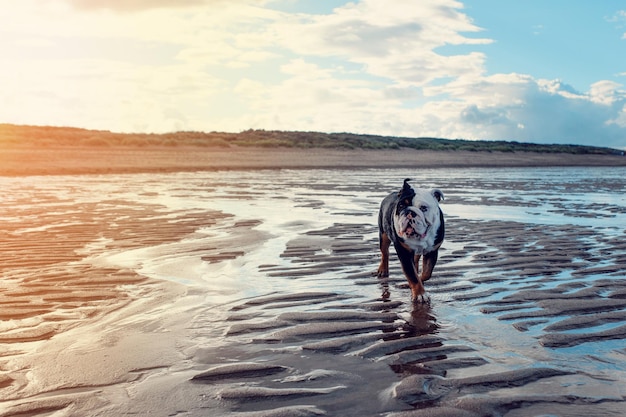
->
402, 224, 429, 240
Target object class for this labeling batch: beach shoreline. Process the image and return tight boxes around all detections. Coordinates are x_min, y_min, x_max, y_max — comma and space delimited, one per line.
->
1, 146, 626, 176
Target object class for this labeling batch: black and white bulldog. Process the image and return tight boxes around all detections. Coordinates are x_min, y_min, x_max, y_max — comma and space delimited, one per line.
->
377, 178, 445, 303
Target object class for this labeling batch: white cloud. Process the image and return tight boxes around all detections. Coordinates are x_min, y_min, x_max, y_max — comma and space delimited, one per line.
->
270, 0, 491, 86
442, 75, 626, 147
230, 58, 394, 132
589, 80, 625, 105
610, 105, 626, 128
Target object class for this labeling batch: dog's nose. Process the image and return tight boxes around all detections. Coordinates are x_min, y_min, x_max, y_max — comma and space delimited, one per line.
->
406, 209, 417, 219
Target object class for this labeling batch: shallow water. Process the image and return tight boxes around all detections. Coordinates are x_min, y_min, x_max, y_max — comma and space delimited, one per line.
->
1, 167, 626, 416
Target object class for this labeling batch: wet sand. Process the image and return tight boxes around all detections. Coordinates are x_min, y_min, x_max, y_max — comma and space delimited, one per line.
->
1, 146, 626, 176
1, 167, 626, 416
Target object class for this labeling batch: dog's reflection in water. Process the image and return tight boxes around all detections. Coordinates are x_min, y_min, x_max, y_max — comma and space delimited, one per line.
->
406, 304, 439, 336
379, 281, 439, 337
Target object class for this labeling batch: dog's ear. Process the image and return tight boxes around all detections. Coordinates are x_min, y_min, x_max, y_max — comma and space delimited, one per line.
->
398, 178, 415, 201
430, 188, 444, 202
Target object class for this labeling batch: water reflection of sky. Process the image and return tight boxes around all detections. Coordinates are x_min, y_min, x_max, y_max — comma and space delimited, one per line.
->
3, 167, 625, 293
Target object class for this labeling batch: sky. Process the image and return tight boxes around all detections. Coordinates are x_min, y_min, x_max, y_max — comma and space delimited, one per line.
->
2, 0, 626, 148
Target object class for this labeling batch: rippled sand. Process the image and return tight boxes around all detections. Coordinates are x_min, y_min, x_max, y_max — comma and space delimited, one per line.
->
1, 168, 626, 416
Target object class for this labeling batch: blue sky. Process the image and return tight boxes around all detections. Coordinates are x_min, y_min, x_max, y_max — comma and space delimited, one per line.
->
463, 1, 625, 90
2, 0, 626, 148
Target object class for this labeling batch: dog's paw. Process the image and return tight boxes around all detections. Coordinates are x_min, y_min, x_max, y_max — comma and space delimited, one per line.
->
381, 288, 390, 300
411, 292, 431, 304
375, 267, 389, 278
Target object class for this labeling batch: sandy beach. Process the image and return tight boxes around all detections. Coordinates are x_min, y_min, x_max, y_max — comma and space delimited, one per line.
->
1, 146, 626, 176
1, 154, 626, 416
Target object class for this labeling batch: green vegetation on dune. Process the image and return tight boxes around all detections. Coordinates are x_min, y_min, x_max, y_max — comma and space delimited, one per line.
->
0, 124, 622, 155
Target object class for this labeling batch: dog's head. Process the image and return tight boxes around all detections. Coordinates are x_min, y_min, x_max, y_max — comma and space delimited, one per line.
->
394, 178, 443, 241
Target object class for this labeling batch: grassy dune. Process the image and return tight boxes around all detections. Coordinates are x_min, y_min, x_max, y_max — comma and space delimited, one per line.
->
1, 124, 622, 155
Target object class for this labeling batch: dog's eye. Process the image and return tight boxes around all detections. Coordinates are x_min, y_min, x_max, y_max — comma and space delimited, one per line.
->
419, 205, 428, 212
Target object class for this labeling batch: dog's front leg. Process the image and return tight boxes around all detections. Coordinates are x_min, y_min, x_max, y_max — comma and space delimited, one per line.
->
421, 249, 439, 282
414, 253, 421, 276
396, 244, 428, 303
